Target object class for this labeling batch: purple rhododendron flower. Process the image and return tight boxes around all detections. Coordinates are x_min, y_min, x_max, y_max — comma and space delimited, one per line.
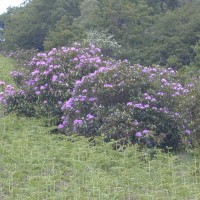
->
34, 77, 39, 82
40, 86, 45, 90
89, 97, 97, 102
136, 132, 142, 137
187, 83, 194, 87
134, 103, 144, 109
127, 102, 133, 106
132, 120, 139, 126
185, 130, 191, 135
157, 92, 164, 96
174, 113, 180, 117
58, 124, 64, 129
52, 75, 58, 82
183, 89, 189, 93
73, 119, 83, 126
172, 92, 180, 96
79, 95, 87, 102
145, 96, 152, 100
62, 98, 74, 110
86, 114, 95, 120
0, 81, 5, 85
82, 89, 87, 93
143, 130, 149, 134
31, 70, 40, 76
35, 91, 41, 95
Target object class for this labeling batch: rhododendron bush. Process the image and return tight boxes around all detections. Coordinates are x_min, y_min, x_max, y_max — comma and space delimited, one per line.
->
0, 43, 103, 121
0, 44, 194, 149
59, 61, 192, 150
177, 76, 200, 145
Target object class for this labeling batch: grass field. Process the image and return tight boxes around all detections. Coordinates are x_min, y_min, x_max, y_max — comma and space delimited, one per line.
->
0, 55, 15, 84
1, 56, 200, 200
1, 114, 200, 200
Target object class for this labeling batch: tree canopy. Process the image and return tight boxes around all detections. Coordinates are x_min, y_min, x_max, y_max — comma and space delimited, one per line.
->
0, 0, 200, 69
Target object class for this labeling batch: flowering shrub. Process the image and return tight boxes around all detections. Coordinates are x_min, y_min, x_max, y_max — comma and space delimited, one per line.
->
177, 75, 200, 145
0, 81, 15, 108
60, 61, 192, 150
0, 43, 194, 150
1, 43, 103, 121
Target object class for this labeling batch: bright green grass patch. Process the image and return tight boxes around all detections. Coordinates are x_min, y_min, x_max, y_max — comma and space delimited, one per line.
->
1, 114, 200, 200
0, 55, 15, 84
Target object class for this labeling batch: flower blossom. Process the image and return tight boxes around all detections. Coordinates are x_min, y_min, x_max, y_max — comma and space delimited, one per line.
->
136, 132, 142, 137
86, 114, 95, 120
73, 119, 83, 126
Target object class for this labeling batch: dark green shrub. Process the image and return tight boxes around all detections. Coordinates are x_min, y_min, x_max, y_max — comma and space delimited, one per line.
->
60, 62, 192, 150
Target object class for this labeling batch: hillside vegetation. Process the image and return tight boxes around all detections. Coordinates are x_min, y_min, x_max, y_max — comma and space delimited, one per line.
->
0, 55, 200, 200
0, 48, 200, 199
0, 0, 200, 69
1, 0, 200, 199
1, 113, 200, 200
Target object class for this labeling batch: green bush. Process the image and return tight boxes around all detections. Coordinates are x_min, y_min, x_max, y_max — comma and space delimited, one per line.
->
60, 61, 192, 150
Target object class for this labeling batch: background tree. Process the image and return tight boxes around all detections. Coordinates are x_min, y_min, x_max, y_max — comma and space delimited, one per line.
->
1, 0, 200, 70
194, 40, 200, 68
44, 16, 85, 50
2, 0, 83, 50
74, 0, 99, 29
135, 2, 200, 68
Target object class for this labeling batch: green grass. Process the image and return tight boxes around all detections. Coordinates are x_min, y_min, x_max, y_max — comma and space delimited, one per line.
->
0, 55, 15, 84
1, 114, 200, 200
1, 55, 200, 199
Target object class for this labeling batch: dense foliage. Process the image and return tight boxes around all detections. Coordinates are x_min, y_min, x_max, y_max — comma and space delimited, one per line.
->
59, 60, 192, 150
0, 0, 200, 69
0, 43, 103, 122
0, 44, 197, 150
1, 0, 200, 150
1, 2, 200, 197
0, 0, 83, 50
178, 75, 200, 145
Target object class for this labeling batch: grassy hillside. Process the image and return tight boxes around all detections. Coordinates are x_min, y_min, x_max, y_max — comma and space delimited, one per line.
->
1, 115, 200, 200
1, 56, 200, 199
0, 55, 15, 84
